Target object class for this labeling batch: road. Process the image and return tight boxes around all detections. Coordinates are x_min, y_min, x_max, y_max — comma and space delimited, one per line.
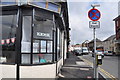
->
78, 54, 119, 79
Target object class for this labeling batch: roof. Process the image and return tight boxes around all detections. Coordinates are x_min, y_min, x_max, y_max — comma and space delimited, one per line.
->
113, 15, 120, 21
89, 38, 102, 43
71, 44, 82, 47
103, 35, 116, 42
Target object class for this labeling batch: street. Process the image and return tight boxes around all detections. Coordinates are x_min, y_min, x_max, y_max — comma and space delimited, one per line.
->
78, 54, 119, 79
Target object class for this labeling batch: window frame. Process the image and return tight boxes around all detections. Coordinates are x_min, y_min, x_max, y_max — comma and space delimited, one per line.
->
0, 10, 18, 64
20, 9, 55, 65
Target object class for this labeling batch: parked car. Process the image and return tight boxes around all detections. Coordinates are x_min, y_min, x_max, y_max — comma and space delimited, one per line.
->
104, 51, 114, 56
89, 51, 93, 54
73, 49, 82, 56
82, 47, 89, 55
92, 50, 104, 58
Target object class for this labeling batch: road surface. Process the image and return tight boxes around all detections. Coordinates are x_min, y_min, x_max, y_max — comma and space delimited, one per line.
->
78, 54, 119, 80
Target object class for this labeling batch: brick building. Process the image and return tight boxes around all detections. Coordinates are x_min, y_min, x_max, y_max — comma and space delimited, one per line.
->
113, 2, 120, 55
113, 16, 120, 55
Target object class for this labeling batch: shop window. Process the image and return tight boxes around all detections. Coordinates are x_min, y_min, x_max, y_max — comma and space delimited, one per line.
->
33, 40, 39, 53
31, 11, 54, 64
57, 28, 62, 60
21, 54, 31, 64
41, 40, 46, 53
33, 18, 53, 40
47, 41, 52, 53
1, 0, 17, 5
32, 40, 53, 64
48, 3, 59, 12
21, 16, 32, 53
29, 0, 46, 8
21, 16, 32, 64
0, 14, 17, 64
33, 54, 52, 64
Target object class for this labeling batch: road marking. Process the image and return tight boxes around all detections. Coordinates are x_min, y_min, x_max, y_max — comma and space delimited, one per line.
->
79, 56, 117, 80
99, 68, 116, 80
80, 68, 89, 70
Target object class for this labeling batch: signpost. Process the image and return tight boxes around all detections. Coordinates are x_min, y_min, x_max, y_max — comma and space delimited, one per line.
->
88, 5, 101, 80
88, 8, 101, 21
89, 21, 100, 28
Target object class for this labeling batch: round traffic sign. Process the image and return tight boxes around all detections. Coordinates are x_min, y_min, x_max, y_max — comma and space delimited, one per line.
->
88, 8, 101, 21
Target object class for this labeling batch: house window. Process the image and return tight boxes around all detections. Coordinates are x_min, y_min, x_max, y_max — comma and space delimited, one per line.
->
116, 20, 119, 27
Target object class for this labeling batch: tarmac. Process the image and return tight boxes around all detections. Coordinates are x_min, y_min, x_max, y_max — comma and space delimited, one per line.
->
58, 52, 105, 80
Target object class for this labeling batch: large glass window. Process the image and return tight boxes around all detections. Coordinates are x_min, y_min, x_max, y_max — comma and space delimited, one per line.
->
21, 16, 32, 53
32, 11, 54, 64
48, 3, 59, 12
21, 16, 32, 64
1, 0, 17, 5
30, 1, 46, 8
20, 10, 56, 65
57, 28, 62, 60
0, 14, 17, 64
32, 40, 53, 64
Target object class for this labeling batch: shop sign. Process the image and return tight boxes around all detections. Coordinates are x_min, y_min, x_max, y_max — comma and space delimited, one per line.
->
37, 32, 50, 37
89, 21, 100, 28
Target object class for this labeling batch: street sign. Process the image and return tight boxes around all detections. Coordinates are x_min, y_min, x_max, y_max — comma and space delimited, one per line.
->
89, 21, 100, 28
88, 9, 101, 21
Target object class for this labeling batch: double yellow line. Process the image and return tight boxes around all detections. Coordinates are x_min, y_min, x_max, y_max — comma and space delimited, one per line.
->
99, 67, 116, 80
80, 57, 117, 80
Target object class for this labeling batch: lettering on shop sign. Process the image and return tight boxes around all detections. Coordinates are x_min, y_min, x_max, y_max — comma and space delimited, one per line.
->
37, 32, 50, 37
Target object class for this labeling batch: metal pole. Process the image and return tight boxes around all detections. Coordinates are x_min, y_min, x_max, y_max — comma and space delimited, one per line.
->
93, 28, 98, 80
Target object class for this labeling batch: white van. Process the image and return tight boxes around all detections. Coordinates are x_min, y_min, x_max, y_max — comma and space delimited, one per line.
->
82, 47, 89, 55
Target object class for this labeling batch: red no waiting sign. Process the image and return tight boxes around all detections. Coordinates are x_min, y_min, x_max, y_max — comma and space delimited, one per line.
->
88, 8, 101, 21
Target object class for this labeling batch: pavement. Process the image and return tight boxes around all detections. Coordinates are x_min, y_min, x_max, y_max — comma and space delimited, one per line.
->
58, 52, 105, 80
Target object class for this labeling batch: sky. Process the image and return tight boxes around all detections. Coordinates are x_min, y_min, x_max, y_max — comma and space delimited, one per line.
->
67, 0, 119, 45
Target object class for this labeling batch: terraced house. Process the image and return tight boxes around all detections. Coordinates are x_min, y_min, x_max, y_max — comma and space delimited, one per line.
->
113, 1, 120, 55
0, 0, 70, 79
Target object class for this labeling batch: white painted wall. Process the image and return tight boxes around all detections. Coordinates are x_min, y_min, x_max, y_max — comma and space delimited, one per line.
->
0, 64, 2, 80
20, 64, 56, 78
0, 64, 16, 78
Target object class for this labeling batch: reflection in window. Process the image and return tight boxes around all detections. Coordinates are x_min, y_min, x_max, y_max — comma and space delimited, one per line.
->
48, 3, 59, 12
30, 2, 46, 8
21, 54, 30, 64
41, 40, 46, 53
21, 16, 31, 53
33, 54, 52, 64
33, 40, 39, 53
0, 14, 17, 64
57, 28, 60, 59
47, 41, 52, 53
33, 15, 53, 40
1, 0, 17, 5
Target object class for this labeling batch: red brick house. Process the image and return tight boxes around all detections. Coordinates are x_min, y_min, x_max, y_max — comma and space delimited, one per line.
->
113, 15, 120, 55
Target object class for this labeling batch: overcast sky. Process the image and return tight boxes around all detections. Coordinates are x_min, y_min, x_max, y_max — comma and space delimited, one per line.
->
67, 0, 119, 45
